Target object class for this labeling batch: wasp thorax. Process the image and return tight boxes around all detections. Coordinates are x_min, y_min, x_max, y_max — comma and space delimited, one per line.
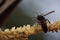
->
37, 15, 45, 21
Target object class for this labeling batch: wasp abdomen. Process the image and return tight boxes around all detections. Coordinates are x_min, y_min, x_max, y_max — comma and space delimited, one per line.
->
41, 23, 48, 33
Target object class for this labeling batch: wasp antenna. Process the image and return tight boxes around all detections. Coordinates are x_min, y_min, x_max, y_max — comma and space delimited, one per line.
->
32, 17, 37, 20
43, 11, 55, 16
33, 11, 39, 15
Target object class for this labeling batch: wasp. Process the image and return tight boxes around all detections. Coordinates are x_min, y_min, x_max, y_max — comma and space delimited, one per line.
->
33, 11, 55, 33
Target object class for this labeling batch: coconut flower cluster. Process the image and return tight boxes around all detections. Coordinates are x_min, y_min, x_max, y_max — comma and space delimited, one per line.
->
0, 21, 60, 40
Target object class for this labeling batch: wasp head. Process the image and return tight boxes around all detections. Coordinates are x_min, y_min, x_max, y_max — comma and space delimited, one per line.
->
37, 15, 45, 21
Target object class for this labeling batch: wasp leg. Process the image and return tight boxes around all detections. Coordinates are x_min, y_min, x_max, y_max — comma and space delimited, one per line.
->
32, 17, 38, 23
52, 30, 54, 33
46, 19, 51, 23
55, 30, 58, 32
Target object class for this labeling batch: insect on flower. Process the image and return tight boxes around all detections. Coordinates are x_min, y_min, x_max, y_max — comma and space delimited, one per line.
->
33, 11, 55, 33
